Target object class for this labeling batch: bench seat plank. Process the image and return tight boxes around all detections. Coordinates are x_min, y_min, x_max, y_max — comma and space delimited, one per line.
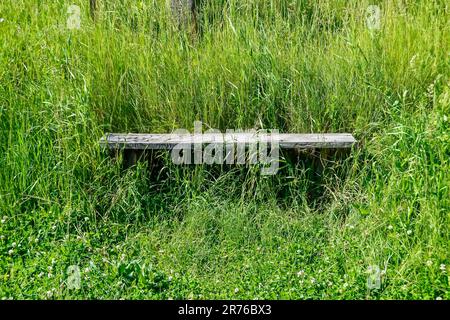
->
100, 133, 356, 150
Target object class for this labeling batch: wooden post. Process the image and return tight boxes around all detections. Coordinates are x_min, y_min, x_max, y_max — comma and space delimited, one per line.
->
90, 0, 97, 21
124, 150, 138, 169
171, 0, 197, 34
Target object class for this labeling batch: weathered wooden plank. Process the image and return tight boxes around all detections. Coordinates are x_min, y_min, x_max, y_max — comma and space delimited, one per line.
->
100, 133, 357, 150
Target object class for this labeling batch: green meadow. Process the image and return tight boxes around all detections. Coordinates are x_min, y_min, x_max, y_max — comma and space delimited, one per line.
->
0, 0, 448, 299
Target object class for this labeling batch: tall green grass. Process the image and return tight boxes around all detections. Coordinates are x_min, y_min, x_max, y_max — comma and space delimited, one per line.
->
0, 0, 448, 299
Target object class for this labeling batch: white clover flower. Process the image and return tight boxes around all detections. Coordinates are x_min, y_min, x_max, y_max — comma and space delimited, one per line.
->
436, 297, 442, 300
8, 249, 13, 255
440, 264, 446, 272
234, 288, 239, 294
387, 225, 393, 230
426, 260, 433, 267
407, 230, 412, 235
11, 242, 16, 248
297, 270, 305, 277
310, 278, 316, 284
168, 276, 173, 281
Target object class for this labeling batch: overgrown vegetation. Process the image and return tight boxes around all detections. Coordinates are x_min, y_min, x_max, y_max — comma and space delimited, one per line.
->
0, 0, 448, 299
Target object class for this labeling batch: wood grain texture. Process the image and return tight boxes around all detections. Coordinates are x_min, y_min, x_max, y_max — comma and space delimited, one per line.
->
100, 133, 357, 150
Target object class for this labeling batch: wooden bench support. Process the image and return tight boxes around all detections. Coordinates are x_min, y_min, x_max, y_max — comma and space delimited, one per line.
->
90, 0, 97, 21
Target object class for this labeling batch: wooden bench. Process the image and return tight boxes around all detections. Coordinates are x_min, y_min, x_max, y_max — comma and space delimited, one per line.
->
100, 133, 357, 168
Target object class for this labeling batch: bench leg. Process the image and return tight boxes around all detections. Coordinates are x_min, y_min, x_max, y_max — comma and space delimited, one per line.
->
124, 150, 138, 169
90, 0, 97, 20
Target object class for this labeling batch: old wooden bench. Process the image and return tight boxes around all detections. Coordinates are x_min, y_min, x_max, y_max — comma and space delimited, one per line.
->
100, 133, 357, 168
